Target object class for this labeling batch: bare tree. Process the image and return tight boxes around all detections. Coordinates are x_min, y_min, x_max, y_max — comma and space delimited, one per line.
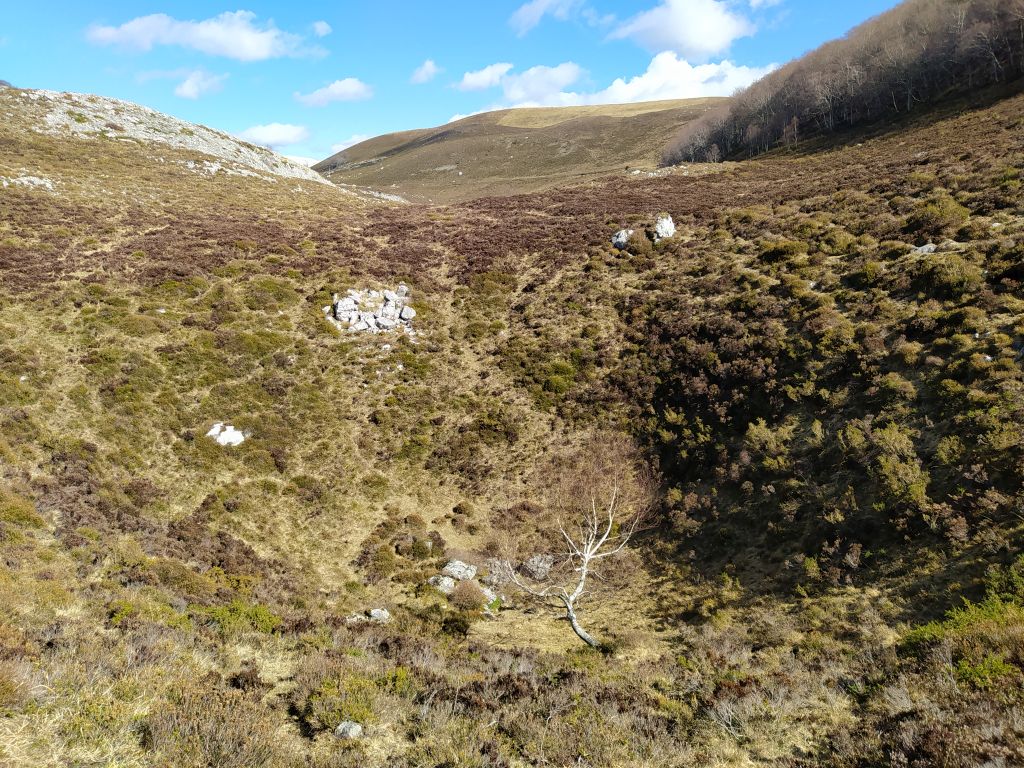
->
499, 434, 656, 648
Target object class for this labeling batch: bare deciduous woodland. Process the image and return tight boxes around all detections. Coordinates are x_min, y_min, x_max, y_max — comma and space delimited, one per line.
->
666, 0, 1024, 163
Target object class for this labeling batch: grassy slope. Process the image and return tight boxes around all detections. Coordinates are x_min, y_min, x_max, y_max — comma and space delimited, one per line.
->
0, 83, 1023, 767
315, 99, 721, 203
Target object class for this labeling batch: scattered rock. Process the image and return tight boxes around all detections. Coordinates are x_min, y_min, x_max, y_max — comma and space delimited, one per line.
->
912, 243, 937, 254
521, 554, 555, 581
335, 721, 364, 740
1, 175, 56, 191
612, 229, 634, 250
654, 214, 676, 241
205, 423, 245, 447
428, 575, 456, 594
442, 559, 477, 581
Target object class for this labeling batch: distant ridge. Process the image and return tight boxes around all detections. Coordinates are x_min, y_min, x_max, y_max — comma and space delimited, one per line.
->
316, 99, 721, 203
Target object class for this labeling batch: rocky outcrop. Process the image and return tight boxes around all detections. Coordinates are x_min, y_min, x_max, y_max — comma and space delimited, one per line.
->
441, 559, 477, 581
521, 554, 555, 581
325, 285, 416, 335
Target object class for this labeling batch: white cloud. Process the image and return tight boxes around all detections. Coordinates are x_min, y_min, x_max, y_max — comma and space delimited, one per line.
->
285, 155, 319, 167
331, 135, 370, 153
312, 20, 332, 37
510, 0, 581, 35
174, 70, 228, 99
295, 78, 373, 107
581, 52, 774, 103
500, 63, 585, 104
411, 59, 441, 84
749, 0, 783, 8
469, 52, 774, 109
238, 123, 310, 148
608, 0, 754, 60
457, 63, 514, 91
86, 11, 321, 61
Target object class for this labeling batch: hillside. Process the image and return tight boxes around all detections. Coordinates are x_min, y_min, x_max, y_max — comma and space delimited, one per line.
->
316, 99, 721, 203
1, 65, 1024, 768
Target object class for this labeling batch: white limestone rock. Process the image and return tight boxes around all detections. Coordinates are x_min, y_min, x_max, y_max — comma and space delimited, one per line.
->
654, 214, 676, 242
205, 423, 245, 447
442, 559, 477, 581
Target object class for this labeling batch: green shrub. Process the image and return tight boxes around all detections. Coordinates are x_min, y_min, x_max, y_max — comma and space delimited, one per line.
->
191, 599, 281, 637
305, 674, 378, 731
956, 654, 1017, 690
0, 491, 44, 529
905, 192, 969, 237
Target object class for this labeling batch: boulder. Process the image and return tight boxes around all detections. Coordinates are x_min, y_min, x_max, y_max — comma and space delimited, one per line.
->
612, 229, 634, 250
521, 554, 554, 581
376, 317, 398, 330
400, 306, 416, 321
335, 721, 363, 740
442, 559, 477, 581
428, 575, 456, 594
397, 284, 410, 297
368, 608, 392, 623
654, 214, 676, 241
912, 243, 937, 254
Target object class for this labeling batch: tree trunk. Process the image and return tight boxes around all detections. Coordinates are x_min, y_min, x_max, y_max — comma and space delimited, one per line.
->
563, 600, 598, 647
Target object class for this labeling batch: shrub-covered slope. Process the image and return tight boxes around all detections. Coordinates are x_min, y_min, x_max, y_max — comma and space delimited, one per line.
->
0, 82, 1023, 767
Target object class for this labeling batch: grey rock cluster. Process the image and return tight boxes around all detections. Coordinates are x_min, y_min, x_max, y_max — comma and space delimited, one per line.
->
324, 285, 416, 334
428, 559, 500, 608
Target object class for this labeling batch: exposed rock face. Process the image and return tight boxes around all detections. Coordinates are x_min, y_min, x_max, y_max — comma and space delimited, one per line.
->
612, 229, 634, 250
521, 554, 555, 581
441, 559, 477, 581
654, 214, 676, 241
326, 285, 416, 335
33, 89, 329, 185
335, 721, 363, 740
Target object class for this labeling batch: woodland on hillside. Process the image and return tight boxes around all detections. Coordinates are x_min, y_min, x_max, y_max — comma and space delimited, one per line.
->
666, 0, 1024, 163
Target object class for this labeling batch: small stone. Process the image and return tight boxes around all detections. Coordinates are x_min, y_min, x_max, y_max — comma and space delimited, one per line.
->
612, 229, 634, 250
335, 721, 363, 740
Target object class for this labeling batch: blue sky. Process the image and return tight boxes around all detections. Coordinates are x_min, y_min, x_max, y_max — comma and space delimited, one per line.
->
0, 1, 903, 163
